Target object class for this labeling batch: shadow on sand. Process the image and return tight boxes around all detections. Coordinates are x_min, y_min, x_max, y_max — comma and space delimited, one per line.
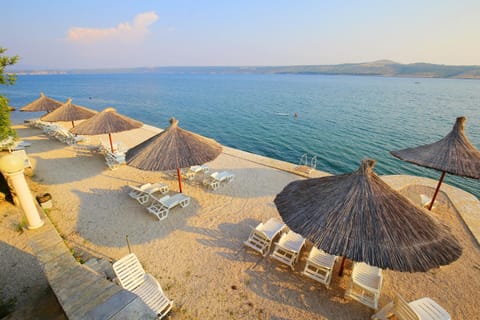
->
71, 188, 200, 247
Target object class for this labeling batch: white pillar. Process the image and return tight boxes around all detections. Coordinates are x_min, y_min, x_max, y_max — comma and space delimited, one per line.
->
0, 154, 44, 229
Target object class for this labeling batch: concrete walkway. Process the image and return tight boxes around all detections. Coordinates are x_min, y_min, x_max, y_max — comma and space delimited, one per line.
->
27, 210, 156, 319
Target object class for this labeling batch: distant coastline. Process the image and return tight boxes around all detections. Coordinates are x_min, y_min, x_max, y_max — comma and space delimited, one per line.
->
10, 60, 480, 79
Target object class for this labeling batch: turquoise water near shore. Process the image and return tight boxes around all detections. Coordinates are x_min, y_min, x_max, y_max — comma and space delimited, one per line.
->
4, 73, 480, 198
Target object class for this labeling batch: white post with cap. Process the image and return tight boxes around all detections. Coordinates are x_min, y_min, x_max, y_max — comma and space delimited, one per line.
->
0, 153, 44, 229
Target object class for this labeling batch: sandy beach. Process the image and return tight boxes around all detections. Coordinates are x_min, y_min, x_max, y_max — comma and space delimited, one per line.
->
1, 123, 480, 320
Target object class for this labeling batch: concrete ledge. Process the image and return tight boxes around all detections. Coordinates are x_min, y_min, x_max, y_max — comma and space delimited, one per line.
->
222, 146, 480, 247
27, 213, 156, 319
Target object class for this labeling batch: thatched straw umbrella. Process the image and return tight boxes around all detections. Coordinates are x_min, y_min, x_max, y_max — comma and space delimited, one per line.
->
20, 92, 63, 113
126, 117, 222, 193
70, 107, 143, 153
41, 98, 97, 127
274, 159, 462, 275
391, 116, 480, 210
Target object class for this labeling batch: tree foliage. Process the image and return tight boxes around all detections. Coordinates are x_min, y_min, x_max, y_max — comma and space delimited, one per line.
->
0, 47, 19, 141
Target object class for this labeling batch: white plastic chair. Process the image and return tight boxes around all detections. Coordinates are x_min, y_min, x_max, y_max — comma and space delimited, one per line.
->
270, 230, 306, 270
346, 262, 383, 310
243, 218, 286, 256
372, 294, 451, 320
146, 193, 191, 220
302, 247, 337, 288
112, 253, 173, 319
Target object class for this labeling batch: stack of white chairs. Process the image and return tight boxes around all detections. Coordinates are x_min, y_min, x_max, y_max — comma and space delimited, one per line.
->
346, 262, 383, 310
244, 218, 287, 256
302, 247, 337, 288
112, 253, 173, 319
372, 294, 451, 320
270, 230, 306, 270
104, 150, 126, 170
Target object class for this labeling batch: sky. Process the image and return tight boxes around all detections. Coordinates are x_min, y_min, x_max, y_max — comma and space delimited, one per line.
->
2, 0, 480, 69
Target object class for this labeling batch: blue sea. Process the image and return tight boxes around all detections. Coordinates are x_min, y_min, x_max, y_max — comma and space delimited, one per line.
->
3, 73, 480, 198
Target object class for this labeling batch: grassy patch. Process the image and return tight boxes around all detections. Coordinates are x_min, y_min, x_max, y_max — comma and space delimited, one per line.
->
12, 217, 28, 233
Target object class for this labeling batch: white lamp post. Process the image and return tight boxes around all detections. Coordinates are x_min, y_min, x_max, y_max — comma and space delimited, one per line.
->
0, 153, 44, 229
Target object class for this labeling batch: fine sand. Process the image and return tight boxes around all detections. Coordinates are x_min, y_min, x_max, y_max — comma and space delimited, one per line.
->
2, 123, 480, 320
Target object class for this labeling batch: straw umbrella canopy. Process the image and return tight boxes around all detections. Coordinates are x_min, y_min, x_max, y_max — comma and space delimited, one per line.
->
40, 98, 97, 127
20, 92, 63, 113
391, 116, 480, 210
70, 107, 143, 153
274, 159, 462, 275
126, 117, 223, 192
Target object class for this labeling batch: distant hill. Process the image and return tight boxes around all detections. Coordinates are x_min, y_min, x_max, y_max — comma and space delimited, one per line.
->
12, 60, 480, 79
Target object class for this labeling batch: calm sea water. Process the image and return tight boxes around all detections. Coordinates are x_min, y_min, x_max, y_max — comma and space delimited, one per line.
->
3, 73, 480, 198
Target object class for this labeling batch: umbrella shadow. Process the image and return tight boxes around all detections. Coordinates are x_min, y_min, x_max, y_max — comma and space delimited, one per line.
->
184, 167, 298, 199
182, 218, 267, 264
243, 261, 371, 319
0, 241, 66, 319
30, 152, 107, 185
71, 188, 200, 247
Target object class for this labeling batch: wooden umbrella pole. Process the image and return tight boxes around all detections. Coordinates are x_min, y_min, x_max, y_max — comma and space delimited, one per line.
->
126, 235, 132, 253
428, 171, 446, 211
177, 167, 183, 193
338, 256, 347, 276
71, 120, 75, 128
109, 133, 114, 153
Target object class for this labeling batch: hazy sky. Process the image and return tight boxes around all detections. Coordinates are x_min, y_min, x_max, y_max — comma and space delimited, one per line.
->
3, 1, 480, 69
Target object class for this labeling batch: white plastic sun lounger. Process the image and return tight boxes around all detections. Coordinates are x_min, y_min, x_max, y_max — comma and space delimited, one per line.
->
112, 253, 173, 319
146, 193, 191, 221
203, 171, 235, 190
372, 294, 451, 320
302, 247, 337, 288
347, 262, 383, 310
182, 165, 210, 180
243, 218, 286, 256
270, 230, 306, 270
128, 183, 169, 205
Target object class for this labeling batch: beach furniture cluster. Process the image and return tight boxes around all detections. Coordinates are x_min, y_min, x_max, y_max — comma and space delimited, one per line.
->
112, 253, 173, 319
28, 119, 87, 145
244, 218, 450, 317
244, 218, 382, 308
128, 183, 191, 221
